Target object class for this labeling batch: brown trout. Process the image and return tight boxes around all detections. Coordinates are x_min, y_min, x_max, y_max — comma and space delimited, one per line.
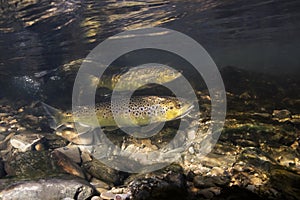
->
97, 65, 182, 91
42, 96, 193, 130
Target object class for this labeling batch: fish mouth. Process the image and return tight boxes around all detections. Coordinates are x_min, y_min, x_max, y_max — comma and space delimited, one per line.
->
175, 104, 194, 120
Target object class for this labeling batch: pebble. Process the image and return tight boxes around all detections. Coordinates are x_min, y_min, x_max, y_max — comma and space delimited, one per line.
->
187, 130, 196, 140
9, 119, 17, 124
188, 146, 195, 154
0, 113, 9, 117
0, 126, 6, 133
35, 143, 45, 151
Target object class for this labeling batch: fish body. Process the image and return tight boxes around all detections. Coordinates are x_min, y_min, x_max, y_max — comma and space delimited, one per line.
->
97, 65, 182, 91
42, 96, 193, 130
36, 64, 182, 92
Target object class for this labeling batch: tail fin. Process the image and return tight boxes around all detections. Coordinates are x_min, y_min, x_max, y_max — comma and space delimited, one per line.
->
41, 102, 64, 129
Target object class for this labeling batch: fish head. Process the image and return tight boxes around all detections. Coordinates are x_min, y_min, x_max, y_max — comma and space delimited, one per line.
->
162, 97, 194, 121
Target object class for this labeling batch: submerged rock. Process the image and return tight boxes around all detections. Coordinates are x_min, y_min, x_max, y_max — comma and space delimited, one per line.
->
55, 146, 81, 164
270, 169, 300, 200
126, 164, 187, 200
272, 109, 291, 122
51, 150, 86, 179
0, 176, 95, 200
0, 159, 5, 178
4, 150, 63, 178
82, 157, 124, 185
193, 175, 230, 188
0, 133, 14, 152
1, 66, 300, 199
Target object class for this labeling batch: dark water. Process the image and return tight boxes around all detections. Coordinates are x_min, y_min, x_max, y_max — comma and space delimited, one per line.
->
0, 0, 300, 99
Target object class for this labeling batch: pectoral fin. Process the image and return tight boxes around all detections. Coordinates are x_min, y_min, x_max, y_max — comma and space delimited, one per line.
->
41, 102, 64, 130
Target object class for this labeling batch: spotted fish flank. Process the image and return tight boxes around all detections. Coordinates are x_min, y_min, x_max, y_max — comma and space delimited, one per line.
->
42, 96, 194, 130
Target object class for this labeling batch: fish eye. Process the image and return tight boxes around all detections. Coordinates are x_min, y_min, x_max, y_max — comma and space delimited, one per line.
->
170, 106, 173, 109
66, 112, 72, 116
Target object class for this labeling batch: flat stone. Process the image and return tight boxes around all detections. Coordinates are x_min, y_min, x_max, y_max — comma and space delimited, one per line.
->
100, 191, 115, 199
0, 176, 95, 200
251, 113, 271, 118
56, 146, 81, 164
272, 109, 291, 119
199, 153, 236, 168
10, 133, 45, 152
